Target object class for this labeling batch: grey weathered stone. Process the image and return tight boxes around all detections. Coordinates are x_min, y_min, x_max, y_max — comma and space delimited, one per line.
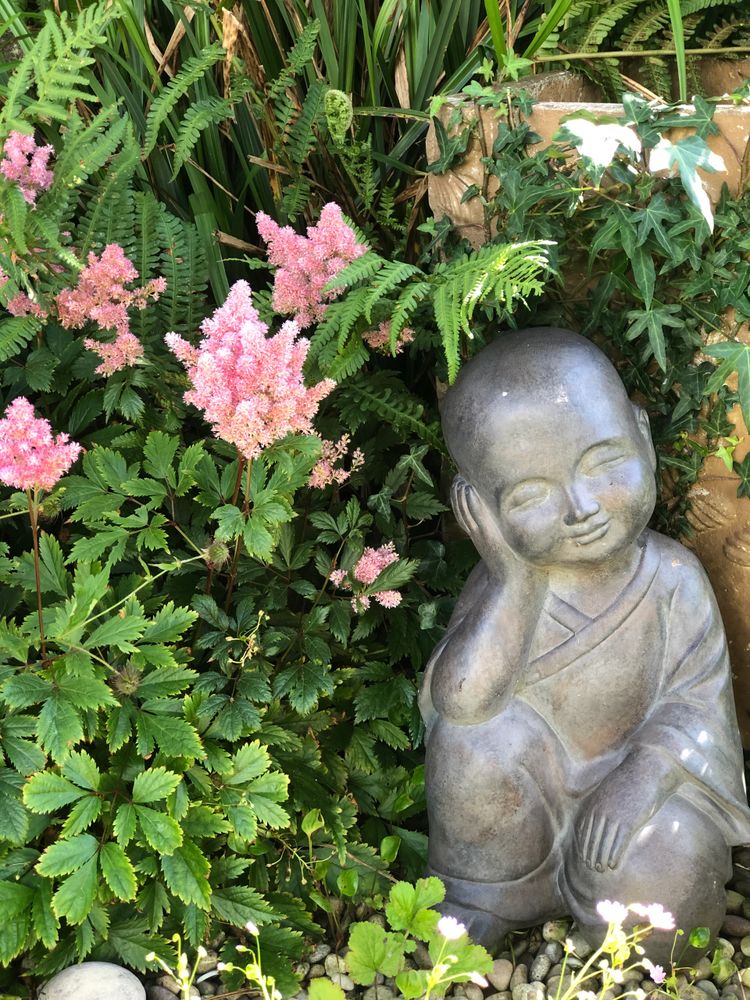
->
309, 943, 332, 963
325, 954, 347, 976
329, 973, 355, 991
529, 955, 551, 982
308, 964, 326, 979
155, 976, 181, 995
509, 964, 528, 989
693, 958, 714, 981
464, 985, 485, 1000
419, 329, 750, 965
726, 890, 745, 914
697, 981, 720, 999
722, 916, 750, 937
488, 959, 513, 991
146, 989, 175, 1000
38, 964, 147, 1000
680, 987, 708, 1000
363, 988, 396, 1000
543, 942, 563, 963
413, 942, 432, 969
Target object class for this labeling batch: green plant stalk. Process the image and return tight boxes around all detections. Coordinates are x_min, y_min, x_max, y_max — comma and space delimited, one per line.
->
484, 0, 508, 63
26, 488, 45, 661
539, 45, 750, 62
224, 456, 253, 610
666, 0, 687, 104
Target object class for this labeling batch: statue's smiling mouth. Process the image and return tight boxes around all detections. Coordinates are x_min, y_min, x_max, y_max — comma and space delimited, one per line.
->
570, 519, 610, 544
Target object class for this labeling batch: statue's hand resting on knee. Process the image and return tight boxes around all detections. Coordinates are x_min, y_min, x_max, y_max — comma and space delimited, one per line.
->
575, 748, 680, 871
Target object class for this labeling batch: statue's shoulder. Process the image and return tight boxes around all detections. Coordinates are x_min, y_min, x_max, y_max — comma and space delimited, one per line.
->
645, 529, 716, 606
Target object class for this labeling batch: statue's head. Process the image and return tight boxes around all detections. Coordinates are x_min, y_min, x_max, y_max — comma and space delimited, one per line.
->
442, 328, 657, 568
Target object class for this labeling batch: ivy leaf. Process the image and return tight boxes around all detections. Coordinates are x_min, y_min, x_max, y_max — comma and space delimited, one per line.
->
733, 454, 750, 500
649, 135, 725, 229
132, 767, 181, 804
37, 833, 99, 877
24, 772, 87, 813
347, 922, 405, 985
51, 855, 99, 924
626, 305, 683, 373
135, 804, 183, 854
100, 842, 137, 901
161, 840, 212, 909
705, 341, 750, 430
630, 245, 655, 310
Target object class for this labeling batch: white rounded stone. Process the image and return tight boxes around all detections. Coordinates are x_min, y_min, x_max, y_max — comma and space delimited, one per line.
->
38, 961, 145, 1000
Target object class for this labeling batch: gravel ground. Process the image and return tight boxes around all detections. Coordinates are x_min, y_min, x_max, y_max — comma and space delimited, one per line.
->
139, 847, 750, 1000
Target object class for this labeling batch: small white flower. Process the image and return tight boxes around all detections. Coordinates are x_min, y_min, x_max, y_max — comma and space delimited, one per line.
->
246, 919, 260, 935
437, 915, 466, 940
145, 952, 156, 962
197, 945, 208, 958
611, 969, 624, 984
578, 991, 598, 1000
597, 900, 629, 925
630, 903, 675, 931
469, 972, 489, 988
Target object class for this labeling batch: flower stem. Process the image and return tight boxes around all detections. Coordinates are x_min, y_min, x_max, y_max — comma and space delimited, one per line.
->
27, 489, 46, 661
224, 456, 253, 611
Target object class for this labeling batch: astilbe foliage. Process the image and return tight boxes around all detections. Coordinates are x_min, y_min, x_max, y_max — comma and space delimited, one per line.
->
0, 397, 81, 491
257, 202, 366, 328
166, 280, 334, 459
0, 131, 54, 205
56, 243, 166, 374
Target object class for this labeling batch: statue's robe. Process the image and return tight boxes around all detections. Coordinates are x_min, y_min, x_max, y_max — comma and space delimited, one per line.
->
420, 531, 750, 926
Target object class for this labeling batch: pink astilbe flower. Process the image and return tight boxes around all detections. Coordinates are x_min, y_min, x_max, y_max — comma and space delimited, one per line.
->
6, 292, 47, 318
363, 320, 415, 355
0, 131, 54, 205
309, 434, 364, 489
329, 542, 404, 613
354, 542, 399, 585
256, 203, 366, 328
0, 397, 81, 491
56, 244, 166, 375
166, 280, 334, 460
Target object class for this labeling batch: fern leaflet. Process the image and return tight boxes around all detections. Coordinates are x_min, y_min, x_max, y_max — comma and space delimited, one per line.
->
144, 44, 224, 156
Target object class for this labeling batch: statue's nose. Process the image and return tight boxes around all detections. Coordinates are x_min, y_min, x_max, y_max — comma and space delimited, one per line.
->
562, 487, 600, 526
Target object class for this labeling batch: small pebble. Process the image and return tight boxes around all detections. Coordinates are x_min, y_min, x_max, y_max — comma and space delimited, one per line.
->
545, 975, 575, 995
742, 937, 750, 958
622, 969, 644, 984
486, 994, 512, 1000
543, 942, 563, 963
156, 976, 181, 996
564, 931, 593, 959
680, 986, 709, 1000
511, 987, 526, 1000
291, 992, 308, 1000
464, 986, 485, 1000
310, 943, 332, 963
693, 958, 713, 981
510, 964, 528, 989
717, 939, 736, 961
530, 956, 551, 982
742, 900, 750, 921
325, 954, 348, 977
722, 917, 750, 937
414, 943, 432, 970
697, 982, 720, 999
726, 891, 745, 915
309, 964, 326, 979
363, 989, 395, 1000
197, 985, 216, 998
641, 978, 659, 994
368, 914, 387, 929
542, 921, 568, 943
489, 959, 513, 992
147, 990, 175, 1000
720, 988, 742, 1000
740, 969, 750, 988
600, 989, 621, 1000
330, 973, 355, 991
295, 962, 312, 978
524, 981, 546, 1000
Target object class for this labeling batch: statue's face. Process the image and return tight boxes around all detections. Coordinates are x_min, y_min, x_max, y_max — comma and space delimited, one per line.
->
478, 385, 656, 568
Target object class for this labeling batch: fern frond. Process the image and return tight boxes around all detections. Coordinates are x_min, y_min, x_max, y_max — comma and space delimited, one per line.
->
4, 185, 28, 254
27, 7, 115, 121
287, 80, 326, 165
388, 281, 431, 350
571, 0, 640, 50
327, 335, 369, 381
76, 138, 139, 257
432, 241, 552, 382
0, 316, 40, 363
172, 96, 235, 179
280, 177, 312, 222
362, 260, 423, 322
155, 212, 208, 335
268, 21, 320, 105
622, 3, 671, 47
324, 251, 384, 294
336, 372, 443, 449
144, 44, 224, 156
701, 17, 750, 47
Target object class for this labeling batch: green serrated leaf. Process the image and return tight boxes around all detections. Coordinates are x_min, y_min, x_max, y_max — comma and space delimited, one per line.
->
24, 771, 87, 813
135, 804, 183, 855
37, 833, 99, 877
132, 767, 181, 804
161, 840, 211, 909
347, 921, 405, 984
100, 841, 137, 901
51, 855, 99, 924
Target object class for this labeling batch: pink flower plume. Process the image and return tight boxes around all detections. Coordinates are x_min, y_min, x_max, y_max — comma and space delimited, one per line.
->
0, 397, 81, 491
0, 131, 54, 205
166, 280, 334, 460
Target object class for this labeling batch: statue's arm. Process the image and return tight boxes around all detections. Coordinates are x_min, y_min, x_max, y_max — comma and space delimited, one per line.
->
429, 564, 545, 725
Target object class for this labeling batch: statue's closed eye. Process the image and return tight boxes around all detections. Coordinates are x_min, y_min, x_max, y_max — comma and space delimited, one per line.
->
506, 483, 551, 512
580, 447, 629, 474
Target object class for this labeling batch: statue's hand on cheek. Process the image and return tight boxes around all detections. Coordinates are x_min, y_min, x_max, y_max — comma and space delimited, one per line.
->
451, 476, 544, 593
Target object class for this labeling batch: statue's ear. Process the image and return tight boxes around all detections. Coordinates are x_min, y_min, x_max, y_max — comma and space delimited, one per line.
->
450, 475, 480, 538
632, 403, 657, 472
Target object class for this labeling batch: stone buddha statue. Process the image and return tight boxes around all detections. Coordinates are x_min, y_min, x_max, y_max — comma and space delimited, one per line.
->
419, 328, 750, 962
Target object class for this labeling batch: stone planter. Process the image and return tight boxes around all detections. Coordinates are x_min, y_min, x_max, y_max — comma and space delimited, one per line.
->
425, 77, 750, 743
